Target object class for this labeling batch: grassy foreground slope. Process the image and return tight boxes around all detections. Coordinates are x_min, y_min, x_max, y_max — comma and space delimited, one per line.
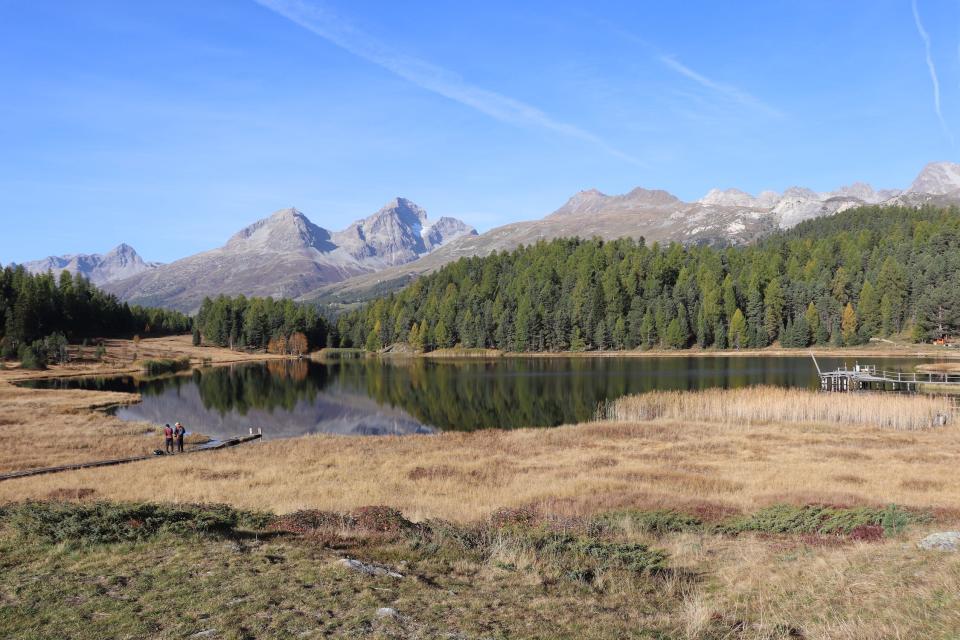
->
1, 501, 959, 639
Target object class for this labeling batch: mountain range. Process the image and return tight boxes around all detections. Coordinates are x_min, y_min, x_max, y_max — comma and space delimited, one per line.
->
102, 198, 475, 312
305, 161, 960, 308
20, 243, 161, 286
16, 161, 960, 312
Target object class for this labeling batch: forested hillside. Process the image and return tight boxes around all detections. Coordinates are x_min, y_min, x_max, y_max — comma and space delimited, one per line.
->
0, 266, 190, 366
336, 205, 960, 352
195, 295, 330, 353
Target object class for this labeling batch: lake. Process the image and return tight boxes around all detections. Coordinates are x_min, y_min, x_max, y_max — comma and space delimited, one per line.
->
22, 355, 940, 439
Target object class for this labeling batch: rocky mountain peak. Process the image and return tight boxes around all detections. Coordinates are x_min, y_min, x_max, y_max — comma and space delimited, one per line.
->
20, 243, 159, 286
699, 188, 760, 208
227, 207, 334, 253
622, 187, 682, 206
909, 161, 960, 195
333, 197, 473, 266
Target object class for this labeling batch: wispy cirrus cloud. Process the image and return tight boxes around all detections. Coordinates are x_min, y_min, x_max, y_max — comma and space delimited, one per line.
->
911, 0, 952, 142
253, 0, 639, 164
593, 19, 782, 119
658, 55, 783, 119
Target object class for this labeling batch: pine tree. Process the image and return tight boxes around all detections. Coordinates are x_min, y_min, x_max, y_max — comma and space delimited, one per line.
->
626, 297, 644, 348
841, 303, 858, 346
569, 326, 587, 351
857, 280, 880, 338
640, 311, 656, 349
728, 308, 748, 349
763, 277, 785, 343
407, 323, 421, 350
713, 320, 727, 349
746, 283, 766, 347
612, 316, 627, 350
665, 318, 686, 349
804, 302, 821, 344
593, 319, 609, 350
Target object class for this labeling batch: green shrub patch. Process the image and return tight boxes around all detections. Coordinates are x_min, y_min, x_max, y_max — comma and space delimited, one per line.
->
3, 502, 269, 545
716, 504, 927, 537
594, 509, 704, 535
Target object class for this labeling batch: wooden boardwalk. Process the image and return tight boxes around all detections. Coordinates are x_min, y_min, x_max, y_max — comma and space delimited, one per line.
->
0, 434, 261, 482
811, 354, 960, 393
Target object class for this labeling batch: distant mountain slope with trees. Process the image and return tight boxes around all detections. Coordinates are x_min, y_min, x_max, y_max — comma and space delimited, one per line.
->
335, 205, 960, 352
0, 266, 190, 367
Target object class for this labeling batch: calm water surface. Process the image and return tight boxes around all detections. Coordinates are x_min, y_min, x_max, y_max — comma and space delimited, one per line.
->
25, 356, 935, 439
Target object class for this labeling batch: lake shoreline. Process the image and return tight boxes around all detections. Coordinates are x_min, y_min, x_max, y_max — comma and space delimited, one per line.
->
410, 343, 960, 361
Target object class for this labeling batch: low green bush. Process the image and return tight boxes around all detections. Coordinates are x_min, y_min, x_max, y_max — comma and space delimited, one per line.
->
525, 531, 669, 581
593, 509, 704, 535
716, 504, 926, 537
3, 502, 270, 545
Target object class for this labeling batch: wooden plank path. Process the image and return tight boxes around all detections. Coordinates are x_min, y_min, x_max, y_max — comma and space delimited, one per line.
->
0, 434, 262, 482
811, 353, 960, 393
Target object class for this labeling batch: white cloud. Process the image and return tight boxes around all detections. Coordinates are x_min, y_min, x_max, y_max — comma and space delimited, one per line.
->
658, 55, 783, 119
254, 0, 639, 163
912, 0, 952, 142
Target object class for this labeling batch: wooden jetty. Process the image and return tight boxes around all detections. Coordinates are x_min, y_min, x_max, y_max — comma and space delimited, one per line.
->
0, 433, 262, 483
811, 354, 960, 393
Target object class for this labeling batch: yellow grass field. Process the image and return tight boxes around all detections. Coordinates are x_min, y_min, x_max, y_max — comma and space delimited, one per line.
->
5, 345, 960, 638
4, 396, 960, 521
0, 335, 289, 473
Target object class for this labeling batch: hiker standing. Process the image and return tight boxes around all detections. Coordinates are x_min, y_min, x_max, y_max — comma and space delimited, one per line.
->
174, 422, 185, 453
163, 424, 174, 453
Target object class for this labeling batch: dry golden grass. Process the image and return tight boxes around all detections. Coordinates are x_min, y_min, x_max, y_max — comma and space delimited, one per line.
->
4, 414, 960, 522
0, 333, 288, 383
605, 386, 955, 430
662, 532, 960, 639
0, 380, 160, 473
0, 335, 284, 473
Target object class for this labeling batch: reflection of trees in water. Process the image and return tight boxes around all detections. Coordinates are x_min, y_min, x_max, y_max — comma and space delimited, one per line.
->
192, 361, 327, 416
335, 359, 668, 430
341, 357, 830, 431
26, 356, 926, 432
267, 359, 309, 382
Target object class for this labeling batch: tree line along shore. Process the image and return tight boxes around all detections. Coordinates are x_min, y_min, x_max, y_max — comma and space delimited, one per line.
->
4, 204, 960, 374
335, 205, 960, 355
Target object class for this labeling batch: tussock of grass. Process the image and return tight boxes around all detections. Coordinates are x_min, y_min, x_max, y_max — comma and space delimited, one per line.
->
605, 385, 954, 430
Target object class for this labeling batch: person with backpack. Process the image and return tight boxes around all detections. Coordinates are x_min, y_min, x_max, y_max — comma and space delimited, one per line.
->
163, 424, 174, 453
174, 422, 186, 453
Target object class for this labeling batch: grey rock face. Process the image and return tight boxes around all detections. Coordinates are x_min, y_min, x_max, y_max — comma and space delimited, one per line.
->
918, 531, 960, 551
103, 199, 474, 312
908, 162, 960, 195
21, 243, 160, 286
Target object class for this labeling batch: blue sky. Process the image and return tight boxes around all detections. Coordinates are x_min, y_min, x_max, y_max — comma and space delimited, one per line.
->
2, 0, 959, 264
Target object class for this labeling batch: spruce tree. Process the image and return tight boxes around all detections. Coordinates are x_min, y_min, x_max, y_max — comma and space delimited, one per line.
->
728, 309, 748, 349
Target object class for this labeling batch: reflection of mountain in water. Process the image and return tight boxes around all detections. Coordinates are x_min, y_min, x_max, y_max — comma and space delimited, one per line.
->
117, 386, 430, 439
120, 362, 431, 439
25, 356, 934, 437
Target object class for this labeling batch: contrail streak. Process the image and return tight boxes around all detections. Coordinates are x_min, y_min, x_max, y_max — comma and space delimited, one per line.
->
912, 0, 952, 142
659, 55, 783, 119
254, 0, 640, 164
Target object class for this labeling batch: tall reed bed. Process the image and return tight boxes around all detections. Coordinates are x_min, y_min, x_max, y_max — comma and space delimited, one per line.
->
603, 386, 953, 430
